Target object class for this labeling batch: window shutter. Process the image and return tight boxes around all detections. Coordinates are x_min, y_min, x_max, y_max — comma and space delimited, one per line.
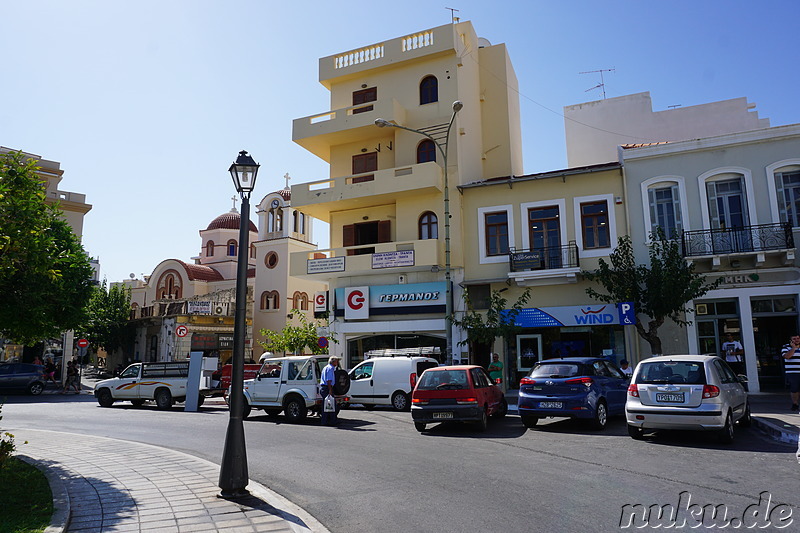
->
343, 224, 355, 247
378, 220, 391, 243
706, 181, 720, 229
671, 184, 683, 233
647, 187, 658, 234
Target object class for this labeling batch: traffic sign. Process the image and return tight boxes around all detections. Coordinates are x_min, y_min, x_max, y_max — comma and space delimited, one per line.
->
175, 325, 189, 337
317, 336, 329, 349
77, 338, 89, 348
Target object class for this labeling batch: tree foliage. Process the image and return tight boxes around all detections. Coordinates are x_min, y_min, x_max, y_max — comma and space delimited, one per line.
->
452, 288, 532, 350
258, 311, 336, 355
583, 231, 721, 355
0, 151, 94, 345
78, 281, 133, 354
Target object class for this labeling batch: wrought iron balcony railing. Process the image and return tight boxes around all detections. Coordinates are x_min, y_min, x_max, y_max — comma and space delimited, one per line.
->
509, 242, 580, 272
681, 222, 794, 257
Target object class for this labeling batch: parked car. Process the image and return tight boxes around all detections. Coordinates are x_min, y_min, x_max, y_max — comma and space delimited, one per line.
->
0, 363, 46, 395
517, 357, 629, 430
411, 365, 507, 432
346, 356, 439, 411
94, 361, 212, 409
625, 354, 750, 443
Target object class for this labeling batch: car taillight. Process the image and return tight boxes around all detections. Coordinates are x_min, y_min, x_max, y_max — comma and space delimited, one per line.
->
566, 377, 594, 388
456, 397, 478, 404
702, 385, 720, 398
520, 377, 536, 385
410, 373, 417, 389
627, 384, 639, 397
412, 398, 428, 405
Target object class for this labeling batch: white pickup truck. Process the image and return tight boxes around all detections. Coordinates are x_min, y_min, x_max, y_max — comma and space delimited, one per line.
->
94, 361, 208, 409
233, 355, 350, 423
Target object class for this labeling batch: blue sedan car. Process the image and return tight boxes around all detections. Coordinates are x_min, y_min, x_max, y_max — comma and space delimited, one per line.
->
518, 357, 629, 430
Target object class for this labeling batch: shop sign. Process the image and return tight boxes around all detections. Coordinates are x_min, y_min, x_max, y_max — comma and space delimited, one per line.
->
218, 334, 234, 349
188, 301, 212, 314
345, 286, 369, 320
191, 334, 217, 350
314, 291, 328, 312
372, 250, 414, 269
507, 302, 635, 328
307, 256, 345, 274
336, 282, 447, 318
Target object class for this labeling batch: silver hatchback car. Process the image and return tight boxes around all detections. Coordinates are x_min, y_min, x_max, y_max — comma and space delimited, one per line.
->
625, 355, 750, 443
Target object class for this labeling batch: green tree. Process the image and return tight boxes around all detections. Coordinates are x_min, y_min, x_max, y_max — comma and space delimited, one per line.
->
583, 231, 721, 355
0, 151, 94, 345
78, 281, 133, 355
451, 288, 532, 365
258, 311, 335, 355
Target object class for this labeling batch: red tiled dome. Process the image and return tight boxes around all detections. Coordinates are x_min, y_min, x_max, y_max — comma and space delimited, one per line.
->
278, 188, 291, 201
178, 261, 225, 282
206, 210, 257, 232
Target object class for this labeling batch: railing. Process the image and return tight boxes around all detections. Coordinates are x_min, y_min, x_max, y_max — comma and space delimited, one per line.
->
682, 222, 794, 257
509, 242, 580, 272
334, 44, 385, 69
402, 30, 435, 52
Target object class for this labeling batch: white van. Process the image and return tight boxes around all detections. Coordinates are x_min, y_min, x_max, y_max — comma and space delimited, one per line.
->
346, 356, 439, 411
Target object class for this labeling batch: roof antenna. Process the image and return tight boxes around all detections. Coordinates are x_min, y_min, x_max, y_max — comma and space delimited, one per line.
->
445, 7, 460, 23
580, 68, 615, 99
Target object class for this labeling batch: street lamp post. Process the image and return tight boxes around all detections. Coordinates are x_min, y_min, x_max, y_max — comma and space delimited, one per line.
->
375, 101, 463, 364
218, 150, 259, 498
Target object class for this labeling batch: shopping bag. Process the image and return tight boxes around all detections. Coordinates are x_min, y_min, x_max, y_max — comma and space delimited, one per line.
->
323, 394, 336, 413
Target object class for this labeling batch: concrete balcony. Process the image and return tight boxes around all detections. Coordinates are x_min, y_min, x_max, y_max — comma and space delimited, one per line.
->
293, 98, 407, 161
290, 239, 441, 280
290, 162, 443, 222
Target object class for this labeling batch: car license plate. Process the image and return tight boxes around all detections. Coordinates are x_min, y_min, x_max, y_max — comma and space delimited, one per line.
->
539, 401, 563, 409
432, 412, 453, 419
656, 393, 684, 403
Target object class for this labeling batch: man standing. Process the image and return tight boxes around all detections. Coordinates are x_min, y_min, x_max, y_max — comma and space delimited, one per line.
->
320, 356, 340, 426
619, 359, 633, 377
721, 333, 744, 375
487, 353, 503, 383
781, 335, 800, 412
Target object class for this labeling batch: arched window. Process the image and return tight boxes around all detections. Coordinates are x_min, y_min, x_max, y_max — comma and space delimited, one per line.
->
293, 211, 299, 233
292, 292, 309, 311
417, 140, 437, 164
206, 240, 214, 257
268, 210, 275, 232
250, 244, 256, 259
420, 75, 438, 105
260, 291, 280, 310
157, 270, 182, 300
298, 212, 305, 234
419, 211, 438, 240
276, 209, 283, 231
227, 239, 237, 256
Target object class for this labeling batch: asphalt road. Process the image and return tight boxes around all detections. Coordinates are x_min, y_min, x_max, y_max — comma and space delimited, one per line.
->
3, 394, 798, 532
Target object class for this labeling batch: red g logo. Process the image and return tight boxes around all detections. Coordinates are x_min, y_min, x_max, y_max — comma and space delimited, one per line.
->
315, 293, 326, 306
348, 290, 365, 310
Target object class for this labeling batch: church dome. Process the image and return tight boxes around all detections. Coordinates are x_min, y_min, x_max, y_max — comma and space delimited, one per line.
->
206, 209, 257, 231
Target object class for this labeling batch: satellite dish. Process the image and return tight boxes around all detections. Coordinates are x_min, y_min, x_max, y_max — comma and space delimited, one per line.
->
477, 37, 492, 48
130, 273, 136, 279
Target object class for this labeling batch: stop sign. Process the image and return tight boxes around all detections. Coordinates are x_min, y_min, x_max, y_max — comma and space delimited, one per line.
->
77, 338, 89, 348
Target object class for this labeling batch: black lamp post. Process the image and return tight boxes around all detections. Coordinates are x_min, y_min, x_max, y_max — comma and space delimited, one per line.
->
218, 150, 259, 498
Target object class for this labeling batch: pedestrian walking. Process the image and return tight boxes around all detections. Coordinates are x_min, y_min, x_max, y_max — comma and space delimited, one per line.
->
781, 334, 800, 412
62, 361, 81, 393
44, 358, 57, 386
320, 356, 340, 426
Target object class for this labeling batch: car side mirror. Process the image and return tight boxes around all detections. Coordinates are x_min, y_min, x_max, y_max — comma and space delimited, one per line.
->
737, 374, 748, 383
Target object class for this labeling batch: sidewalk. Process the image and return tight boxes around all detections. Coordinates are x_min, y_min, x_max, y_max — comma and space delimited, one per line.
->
14, 429, 328, 533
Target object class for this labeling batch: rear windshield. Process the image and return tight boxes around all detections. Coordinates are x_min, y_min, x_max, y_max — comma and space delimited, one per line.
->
529, 363, 583, 379
635, 361, 706, 385
416, 369, 470, 390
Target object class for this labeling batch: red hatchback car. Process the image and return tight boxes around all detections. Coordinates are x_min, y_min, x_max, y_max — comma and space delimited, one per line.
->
411, 365, 507, 432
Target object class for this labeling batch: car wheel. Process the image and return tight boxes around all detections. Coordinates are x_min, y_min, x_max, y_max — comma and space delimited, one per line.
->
197, 395, 205, 407
521, 415, 538, 429
718, 411, 734, 444
476, 407, 488, 432
592, 400, 608, 430
738, 402, 752, 428
97, 389, 114, 407
28, 381, 44, 396
627, 424, 644, 440
414, 422, 427, 432
155, 389, 173, 410
283, 396, 308, 423
391, 391, 409, 411
242, 401, 251, 420
493, 397, 508, 418
130, 399, 146, 407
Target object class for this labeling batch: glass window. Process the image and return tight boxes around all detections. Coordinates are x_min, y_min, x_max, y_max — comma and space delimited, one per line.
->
120, 365, 140, 379
206, 241, 214, 257
352, 87, 377, 114
529, 363, 581, 378
419, 75, 438, 105
603, 362, 625, 379
635, 362, 706, 385
259, 361, 283, 378
416, 369, 469, 390
416, 140, 436, 163
581, 201, 610, 249
775, 171, 800, 227
485, 211, 509, 256
648, 185, 682, 239
352, 361, 374, 380
419, 211, 438, 239
227, 240, 237, 256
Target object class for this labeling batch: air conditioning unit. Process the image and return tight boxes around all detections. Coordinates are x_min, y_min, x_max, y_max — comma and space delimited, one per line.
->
213, 303, 229, 316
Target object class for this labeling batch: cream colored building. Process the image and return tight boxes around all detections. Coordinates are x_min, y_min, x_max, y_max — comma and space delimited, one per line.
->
289, 21, 523, 368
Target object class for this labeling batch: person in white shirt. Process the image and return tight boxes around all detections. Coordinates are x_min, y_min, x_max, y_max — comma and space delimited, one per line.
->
721, 333, 744, 375
619, 359, 633, 377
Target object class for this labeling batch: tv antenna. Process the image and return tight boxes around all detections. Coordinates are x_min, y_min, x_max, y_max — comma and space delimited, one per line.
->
445, 7, 460, 23
580, 68, 615, 99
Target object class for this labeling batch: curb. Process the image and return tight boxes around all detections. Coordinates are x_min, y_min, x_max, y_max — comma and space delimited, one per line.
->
16, 454, 70, 533
752, 416, 800, 445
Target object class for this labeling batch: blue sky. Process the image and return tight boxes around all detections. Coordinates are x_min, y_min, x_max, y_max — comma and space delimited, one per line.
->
2, 1, 798, 283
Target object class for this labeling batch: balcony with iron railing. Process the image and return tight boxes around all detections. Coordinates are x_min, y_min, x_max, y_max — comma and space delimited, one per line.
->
507, 242, 582, 286
289, 239, 441, 279
682, 222, 795, 269
290, 162, 443, 221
